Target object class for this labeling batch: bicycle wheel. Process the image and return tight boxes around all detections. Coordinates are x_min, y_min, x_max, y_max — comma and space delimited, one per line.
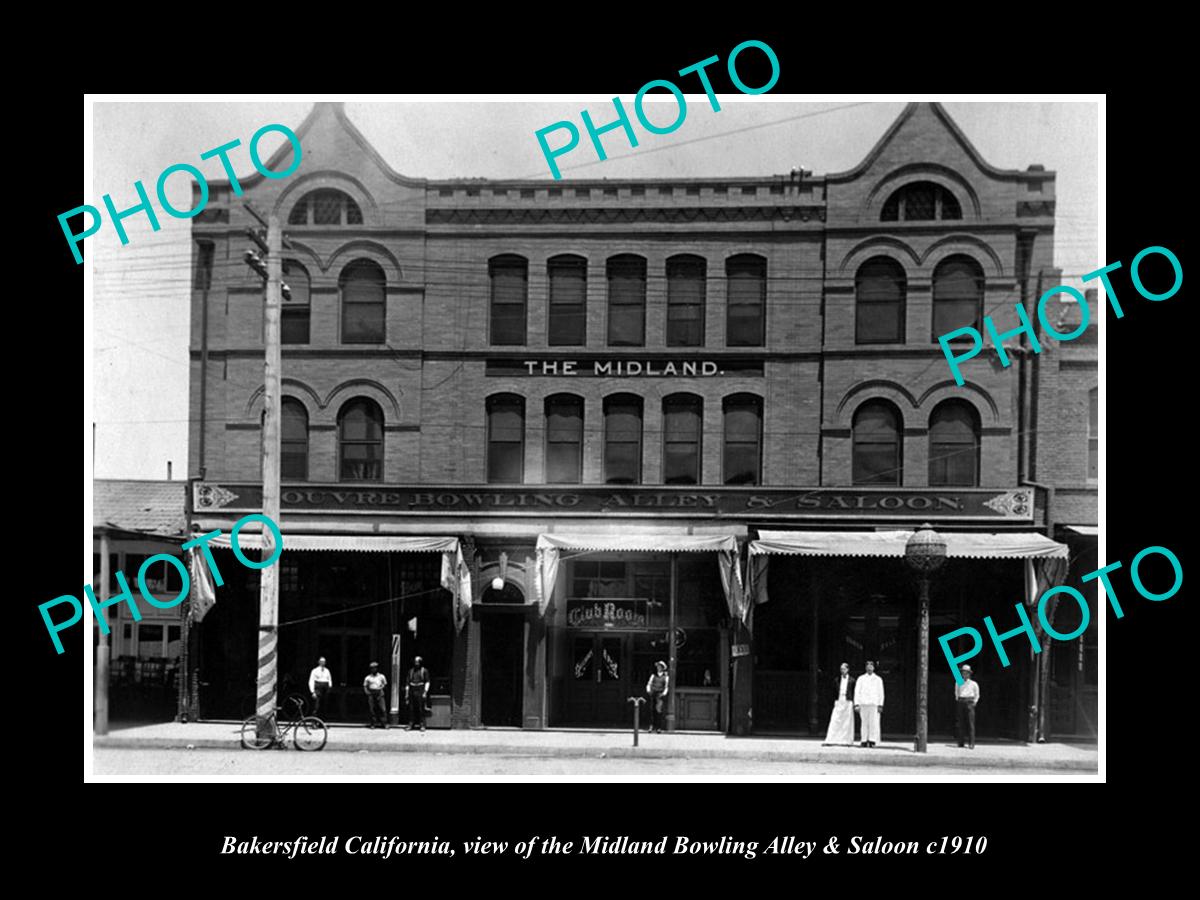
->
294, 716, 328, 751
240, 714, 276, 750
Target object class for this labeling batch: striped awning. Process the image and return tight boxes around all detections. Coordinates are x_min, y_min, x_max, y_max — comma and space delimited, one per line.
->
748, 530, 1068, 560
207, 533, 460, 553
535, 533, 737, 553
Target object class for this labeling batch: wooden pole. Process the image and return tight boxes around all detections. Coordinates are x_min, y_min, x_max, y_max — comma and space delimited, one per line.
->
254, 214, 282, 741
808, 579, 820, 735
667, 554, 677, 732
915, 576, 930, 753
95, 531, 110, 736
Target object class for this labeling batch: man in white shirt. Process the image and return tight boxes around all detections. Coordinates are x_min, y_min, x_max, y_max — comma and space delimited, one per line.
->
363, 662, 389, 729
308, 656, 333, 719
854, 660, 885, 747
955, 664, 980, 749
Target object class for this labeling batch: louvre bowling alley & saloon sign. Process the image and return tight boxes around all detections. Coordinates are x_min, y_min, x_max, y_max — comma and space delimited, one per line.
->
194, 483, 1034, 522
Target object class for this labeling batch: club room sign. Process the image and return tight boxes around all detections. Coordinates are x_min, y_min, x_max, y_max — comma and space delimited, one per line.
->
567, 599, 648, 630
193, 484, 1035, 521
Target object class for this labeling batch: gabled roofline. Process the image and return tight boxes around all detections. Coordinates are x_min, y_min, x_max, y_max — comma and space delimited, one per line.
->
826, 102, 1055, 183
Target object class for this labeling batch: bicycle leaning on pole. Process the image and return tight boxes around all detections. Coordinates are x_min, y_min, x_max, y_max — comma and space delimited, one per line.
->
240, 694, 328, 751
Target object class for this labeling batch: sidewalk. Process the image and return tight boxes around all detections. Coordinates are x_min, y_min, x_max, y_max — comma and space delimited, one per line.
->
94, 722, 1098, 771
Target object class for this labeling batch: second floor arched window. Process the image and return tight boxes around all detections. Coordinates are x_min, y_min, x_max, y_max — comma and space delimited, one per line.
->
932, 255, 984, 340
663, 394, 703, 485
281, 260, 310, 345
603, 394, 643, 484
723, 394, 762, 485
487, 394, 525, 484
856, 257, 906, 344
928, 400, 980, 486
852, 400, 902, 486
281, 398, 309, 480
545, 394, 583, 484
338, 398, 383, 482
340, 259, 386, 344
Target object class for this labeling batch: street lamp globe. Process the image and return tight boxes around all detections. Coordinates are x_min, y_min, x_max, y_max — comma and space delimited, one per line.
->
491, 576, 505, 592
905, 523, 947, 575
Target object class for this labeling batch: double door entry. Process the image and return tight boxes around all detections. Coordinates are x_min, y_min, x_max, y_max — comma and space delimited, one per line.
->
566, 633, 631, 726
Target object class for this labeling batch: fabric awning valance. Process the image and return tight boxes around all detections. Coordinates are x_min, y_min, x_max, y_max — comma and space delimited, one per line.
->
749, 530, 1068, 560
1065, 525, 1099, 537
535, 533, 737, 554
207, 534, 460, 553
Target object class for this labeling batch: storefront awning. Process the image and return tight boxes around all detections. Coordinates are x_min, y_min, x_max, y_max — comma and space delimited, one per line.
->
207, 533, 460, 553
1064, 525, 1099, 537
535, 533, 737, 554
749, 530, 1068, 559
533, 533, 742, 618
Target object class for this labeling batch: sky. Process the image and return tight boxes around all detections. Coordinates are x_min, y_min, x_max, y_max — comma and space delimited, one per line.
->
88, 97, 1100, 481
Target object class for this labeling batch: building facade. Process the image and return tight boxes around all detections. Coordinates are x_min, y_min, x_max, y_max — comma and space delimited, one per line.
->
185, 102, 1097, 739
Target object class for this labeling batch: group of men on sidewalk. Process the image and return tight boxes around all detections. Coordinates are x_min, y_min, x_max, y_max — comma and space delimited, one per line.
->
823, 661, 980, 749
306, 656, 431, 731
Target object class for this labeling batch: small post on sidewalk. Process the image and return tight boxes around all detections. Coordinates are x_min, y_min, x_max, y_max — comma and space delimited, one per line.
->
627, 696, 645, 747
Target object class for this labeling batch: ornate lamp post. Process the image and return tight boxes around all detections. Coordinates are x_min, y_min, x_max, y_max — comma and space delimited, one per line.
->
905, 524, 947, 753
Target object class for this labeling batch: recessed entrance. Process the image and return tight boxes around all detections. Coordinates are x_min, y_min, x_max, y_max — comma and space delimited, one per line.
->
480, 614, 524, 727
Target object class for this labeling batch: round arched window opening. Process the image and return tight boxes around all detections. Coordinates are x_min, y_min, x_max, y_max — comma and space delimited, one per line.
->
481, 582, 526, 604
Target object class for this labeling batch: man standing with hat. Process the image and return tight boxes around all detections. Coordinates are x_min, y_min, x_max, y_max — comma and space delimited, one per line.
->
854, 660, 884, 747
406, 656, 431, 732
363, 662, 388, 729
955, 664, 980, 749
645, 661, 670, 733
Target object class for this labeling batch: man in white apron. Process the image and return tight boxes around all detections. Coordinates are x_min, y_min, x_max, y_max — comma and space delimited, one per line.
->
854, 660, 885, 747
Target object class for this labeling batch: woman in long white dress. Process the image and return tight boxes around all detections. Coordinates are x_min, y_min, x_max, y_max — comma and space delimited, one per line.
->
823, 662, 856, 745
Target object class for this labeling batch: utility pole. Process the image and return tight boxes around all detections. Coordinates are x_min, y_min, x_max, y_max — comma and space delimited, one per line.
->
246, 209, 283, 741
96, 532, 110, 735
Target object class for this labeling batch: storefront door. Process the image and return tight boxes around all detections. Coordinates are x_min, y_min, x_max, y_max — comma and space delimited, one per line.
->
317, 628, 374, 723
481, 614, 525, 727
566, 633, 629, 726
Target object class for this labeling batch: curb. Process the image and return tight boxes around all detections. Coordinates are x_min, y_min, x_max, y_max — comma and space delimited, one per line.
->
93, 736, 1097, 771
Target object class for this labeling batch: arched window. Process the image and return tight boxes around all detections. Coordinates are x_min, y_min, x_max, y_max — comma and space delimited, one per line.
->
928, 400, 980, 487
338, 398, 383, 482
340, 259, 386, 344
548, 255, 587, 346
932, 255, 985, 339
288, 189, 363, 226
853, 401, 902, 485
881, 182, 962, 221
281, 260, 310, 345
607, 255, 646, 346
663, 394, 703, 485
489, 255, 528, 346
603, 394, 643, 484
1088, 387, 1098, 481
723, 394, 762, 485
667, 255, 707, 347
726, 254, 766, 347
545, 394, 583, 484
281, 398, 309, 481
487, 394, 525, 484
856, 257, 906, 344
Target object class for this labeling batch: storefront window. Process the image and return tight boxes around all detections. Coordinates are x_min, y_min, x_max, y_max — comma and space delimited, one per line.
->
137, 624, 164, 658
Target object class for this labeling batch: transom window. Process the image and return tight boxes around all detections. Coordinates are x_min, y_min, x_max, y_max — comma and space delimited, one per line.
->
288, 189, 364, 226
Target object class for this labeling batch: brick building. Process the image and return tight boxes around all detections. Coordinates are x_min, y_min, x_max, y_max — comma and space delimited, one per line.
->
185, 102, 1097, 740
